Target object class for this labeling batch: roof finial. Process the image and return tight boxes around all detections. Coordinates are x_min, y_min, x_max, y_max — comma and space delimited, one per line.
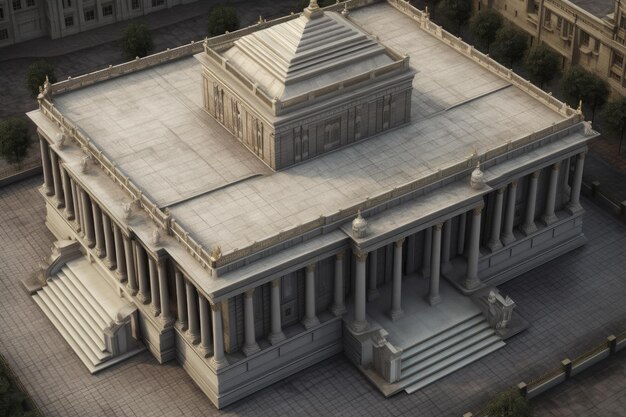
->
309, 0, 319, 9
304, 0, 324, 19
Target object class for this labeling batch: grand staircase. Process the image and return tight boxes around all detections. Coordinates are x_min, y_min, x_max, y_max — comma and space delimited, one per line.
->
32, 257, 144, 373
399, 313, 505, 393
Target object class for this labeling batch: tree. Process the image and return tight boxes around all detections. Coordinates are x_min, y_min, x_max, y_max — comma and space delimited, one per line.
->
524, 44, 561, 88
470, 9, 503, 52
491, 26, 528, 67
602, 97, 626, 154
561, 66, 609, 122
435, 0, 471, 34
484, 389, 532, 417
24, 60, 56, 98
0, 118, 31, 165
208, 6, 240, 37
121, 23, 154, 60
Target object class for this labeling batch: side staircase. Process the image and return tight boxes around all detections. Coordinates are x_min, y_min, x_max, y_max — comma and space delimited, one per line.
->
32, 256, 144, 373
400, 313, 505, 393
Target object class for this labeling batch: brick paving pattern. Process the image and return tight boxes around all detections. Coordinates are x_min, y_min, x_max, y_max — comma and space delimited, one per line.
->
0, 177, 625, 416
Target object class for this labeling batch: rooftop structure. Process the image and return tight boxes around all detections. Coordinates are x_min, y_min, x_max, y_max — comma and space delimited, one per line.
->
27, 0, 596, 409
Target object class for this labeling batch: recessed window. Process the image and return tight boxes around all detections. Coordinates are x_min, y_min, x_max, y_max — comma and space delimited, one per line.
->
613, 51, 624, 68
64, 15, 74, 27
151, 0, 165, 7
26, 0, 35, 7
102, 4, 113, 16
84, 8, 95, 21
0, 7, 4, 20
131, 0, 140, 10
12, 0, 21, 11
62, 0, 71, 8
0, 28, 9, 40
324, 119, 341, 151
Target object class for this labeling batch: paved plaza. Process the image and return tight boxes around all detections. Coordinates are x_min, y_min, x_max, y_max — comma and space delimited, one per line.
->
0, 176, 624, 416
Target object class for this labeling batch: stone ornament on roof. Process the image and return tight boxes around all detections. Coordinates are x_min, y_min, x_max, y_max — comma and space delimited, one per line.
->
152, 229, 161, 245
304, 0, 324, 19
56, 131, 67, 149
583, 120, 594, 136
210, 245, 222, 262
470, 161, 485, 190
352, 209, 368, 238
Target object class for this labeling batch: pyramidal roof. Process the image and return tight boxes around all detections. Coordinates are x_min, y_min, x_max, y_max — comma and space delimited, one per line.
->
222, 5, 395, 100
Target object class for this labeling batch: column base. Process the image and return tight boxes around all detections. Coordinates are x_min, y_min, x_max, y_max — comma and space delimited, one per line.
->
94, 248, 106, 258
389, 309, 404, 321
541, 214, 558, 226
127, 285, 138, 296
187, 331, 200, 345
428, 294, 442, 306
268, 331, 286, 345
463, 277, 482, 291
350, 320, 369, 333
84, 238, 95, 248
520, 222, 537, 236
43, 186, 54, 197
137, 292, 150, 305
301, 316, 320, 330
65, 211, 75, 221
115, 271, 127, 283
367, 288, 380, 301
566, 203, 583, 216
55, 198, 65, 209
151, 305, 161, 317
104, 259, 116, 270
501, 233, 516, 246
199, 345, 213, 358
330, 304, 347, 317
210, 356, 229, 371
242, 342, 261, 357
487, 239, 503, 252
161, 315, 175, 328
176, 320, 188, 332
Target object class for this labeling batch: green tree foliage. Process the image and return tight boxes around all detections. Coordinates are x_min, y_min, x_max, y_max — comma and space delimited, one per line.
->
602, 97, 626, 154
561, 66, 609, 121
524, 44, 561, 88
470, 9, 503, 52
0, 118, 31, 165
484, 388, 533, 417
121, 23, 154, 60
24, 60, 56, 98
435, 0, 471, 34
0, 359, 38, 417
208, 6, 240, 37
491, 26, 528, 67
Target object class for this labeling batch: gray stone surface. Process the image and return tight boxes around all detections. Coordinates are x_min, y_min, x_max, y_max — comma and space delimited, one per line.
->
1, 176, 624, 416
569, 0, 615, 18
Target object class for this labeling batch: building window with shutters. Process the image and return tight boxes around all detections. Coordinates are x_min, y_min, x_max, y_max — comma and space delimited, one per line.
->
102, 3, 113, 17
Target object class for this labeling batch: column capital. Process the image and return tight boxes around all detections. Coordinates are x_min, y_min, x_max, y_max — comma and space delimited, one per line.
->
306, 263, 316, 273
244, 288, 255, 298
394, 238, 405, 248
434, 222, 443, 231
496, 187, 505, 195
335, 251, 345, 261
510, 179, 519, 188
552, 161, 561, 171
210, 301, 222, 312
353, 251, 368, 262
473, 203, 484, 215
577, 151, 587, 160
531, 170, 541, 179
271, 278, 281, 288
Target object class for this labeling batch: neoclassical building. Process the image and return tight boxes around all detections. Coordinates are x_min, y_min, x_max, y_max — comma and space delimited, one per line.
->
26, 0, 596, 408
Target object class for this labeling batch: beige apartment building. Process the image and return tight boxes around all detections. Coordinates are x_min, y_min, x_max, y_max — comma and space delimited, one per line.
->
0, 0, 196, 47
475, 0, 626, 95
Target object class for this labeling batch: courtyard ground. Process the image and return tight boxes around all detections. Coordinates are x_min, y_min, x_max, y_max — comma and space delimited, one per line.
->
0, 176, 624, 416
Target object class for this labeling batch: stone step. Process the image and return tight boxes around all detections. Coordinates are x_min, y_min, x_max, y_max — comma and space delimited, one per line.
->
404, 338, 506, 394
401, 327, 495, 377
34, 292, 111, 366
61, 265, 113, 326
46, 277, 106, 350
401, 314, 484, 360
54, 272, 109, 331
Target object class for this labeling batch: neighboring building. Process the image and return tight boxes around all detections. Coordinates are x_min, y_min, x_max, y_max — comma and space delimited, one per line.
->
474, 0, 626, 95
0, 0, 197, 48
26, 0, 595, 409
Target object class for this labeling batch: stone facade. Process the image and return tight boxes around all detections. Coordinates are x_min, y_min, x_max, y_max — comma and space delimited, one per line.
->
26, 0, 598, 409
474, 0, 626, 96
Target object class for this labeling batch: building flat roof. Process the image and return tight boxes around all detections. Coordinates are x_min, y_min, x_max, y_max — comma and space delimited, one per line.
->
54, 3, 566, 258
569, 0, 614, 19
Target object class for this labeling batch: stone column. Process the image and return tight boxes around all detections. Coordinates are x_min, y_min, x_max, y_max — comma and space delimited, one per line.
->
92, 202, 105, 258
102, 214, 116, 269
268, 278, 286, 344
186, 283, 200, 344
390, 239, 405, 320
175, 270, 188, 330
464, 205, 484, 291
441, 219, 452, 273
149, 257, 161, 316
352, 251, 368, 332
49, 151, 64, 208
567, 152, 585, 215
501, 180, 518, 246
331, 252, 346, 316
242, 288, 260, 356
429, 223, 443, 305
422, 227, 432, 277
136, 243, 150, 304
113, 225, 126, 281
81, 191, 95, 247
124, 236, 137, 295
39, 137, 54, 196
210, 302, 229, 370
541, 162, 561, 226
70, 180, 82, 232
61, 168, 74, 220
487, 188, 504, 252
562, 156, 572, 205
368, 248, 379, 301
457, 212, 467, 255
302, 264, 320, 329
521, 171, 540, 236
158, 258, 174, 326
198, 295, 212, 357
